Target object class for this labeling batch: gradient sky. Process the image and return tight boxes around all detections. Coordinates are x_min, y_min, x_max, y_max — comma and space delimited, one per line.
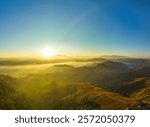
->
0, 0, 150, 57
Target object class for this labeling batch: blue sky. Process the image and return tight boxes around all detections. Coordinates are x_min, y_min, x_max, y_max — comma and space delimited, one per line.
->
0, 0, 150, 57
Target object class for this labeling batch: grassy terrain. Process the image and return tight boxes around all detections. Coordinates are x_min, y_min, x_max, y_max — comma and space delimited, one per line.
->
0, 57, 150, 110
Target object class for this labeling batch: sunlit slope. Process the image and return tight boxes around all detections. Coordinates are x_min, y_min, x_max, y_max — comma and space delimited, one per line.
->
63, 83, 135, 110
1, 73, 150, 109
17, 79, 150, 110
131, 79, 150, 99
62, 81, 150, 110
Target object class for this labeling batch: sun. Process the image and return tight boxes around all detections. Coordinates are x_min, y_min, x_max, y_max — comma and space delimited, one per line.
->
42, 48, 56, 58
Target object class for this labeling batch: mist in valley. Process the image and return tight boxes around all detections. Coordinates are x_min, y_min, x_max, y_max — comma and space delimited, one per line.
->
0, 56, 150, 110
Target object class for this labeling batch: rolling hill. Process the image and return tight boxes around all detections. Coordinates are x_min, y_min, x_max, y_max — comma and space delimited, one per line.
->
0, 58, 150, 109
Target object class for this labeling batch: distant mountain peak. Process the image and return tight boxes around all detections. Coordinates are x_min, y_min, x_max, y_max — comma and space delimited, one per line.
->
101, 55, 127, 58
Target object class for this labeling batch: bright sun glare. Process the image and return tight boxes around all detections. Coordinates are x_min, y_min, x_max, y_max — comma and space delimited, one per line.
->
42, 48, 56, 58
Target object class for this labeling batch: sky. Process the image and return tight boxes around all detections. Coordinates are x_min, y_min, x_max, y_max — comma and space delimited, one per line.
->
0, 0, 150, 57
